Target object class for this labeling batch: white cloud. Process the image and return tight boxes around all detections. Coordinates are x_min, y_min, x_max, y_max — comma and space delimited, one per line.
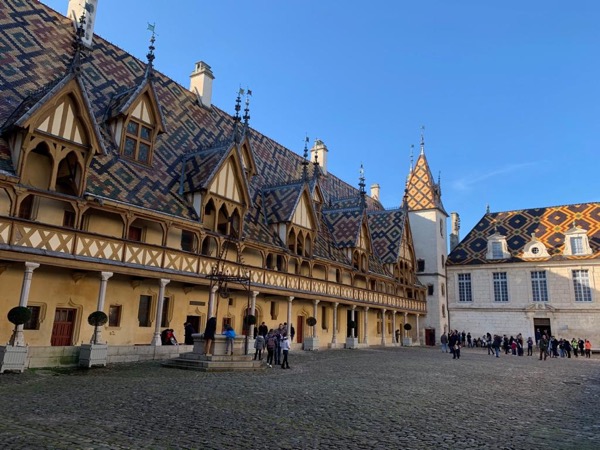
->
451, 161, 540, 191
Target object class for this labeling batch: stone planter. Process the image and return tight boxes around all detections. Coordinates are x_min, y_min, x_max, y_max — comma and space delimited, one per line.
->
0, 345, 28, 373
345, 337, 359, 349
403, 337, 413, 346
303, 337, 320, 351
79, 343, 108, 368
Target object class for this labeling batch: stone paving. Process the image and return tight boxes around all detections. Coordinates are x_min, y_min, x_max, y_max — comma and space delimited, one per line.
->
0, 346, 599, 449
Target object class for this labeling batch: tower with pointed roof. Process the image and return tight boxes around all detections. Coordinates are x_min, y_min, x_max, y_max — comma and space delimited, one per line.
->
405, 130, 449, 343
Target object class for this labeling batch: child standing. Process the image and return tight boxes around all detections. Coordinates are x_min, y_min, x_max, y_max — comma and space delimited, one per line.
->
223, 325, 236, 356
254, 334, 266, 361
453, 342, 461, 359
281, 334, 291, 369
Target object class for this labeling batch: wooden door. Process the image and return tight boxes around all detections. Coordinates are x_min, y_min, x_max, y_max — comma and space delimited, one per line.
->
51, 308, 77, 346
296, 316, 304, 344
425, 328, 436, 346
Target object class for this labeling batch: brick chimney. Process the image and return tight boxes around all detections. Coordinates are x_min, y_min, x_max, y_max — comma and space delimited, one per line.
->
190, 61, 214, 108
67, 0, 98, 48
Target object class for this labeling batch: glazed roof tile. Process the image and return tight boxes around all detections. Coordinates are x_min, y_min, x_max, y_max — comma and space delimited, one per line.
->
448, 203, 600, 265
0, 0, 412, 276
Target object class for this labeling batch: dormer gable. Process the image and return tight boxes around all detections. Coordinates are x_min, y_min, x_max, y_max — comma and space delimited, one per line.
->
522, 233, 550, 258
291, 188, 318, 232
108, 81, 166, 166
486, 231, 510, 260
238, 135, 257, 178
563, 223, 593, 256
2, 74, 105, 174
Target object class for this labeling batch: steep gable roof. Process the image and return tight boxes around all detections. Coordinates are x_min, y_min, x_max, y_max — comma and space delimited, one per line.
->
448, 202, 600, 265
405, 152, 446, 214
368, 208, 407, 264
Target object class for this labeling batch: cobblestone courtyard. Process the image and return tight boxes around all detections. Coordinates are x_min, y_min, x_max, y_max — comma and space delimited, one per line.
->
0, 346, 599, 449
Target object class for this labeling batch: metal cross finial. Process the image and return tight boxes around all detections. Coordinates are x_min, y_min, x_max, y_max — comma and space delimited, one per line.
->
420, 125, 425, 155
409, 144, 414, 171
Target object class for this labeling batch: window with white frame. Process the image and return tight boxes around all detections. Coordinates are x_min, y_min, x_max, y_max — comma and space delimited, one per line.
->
573, 270, 592, 302
531, 271, 548, 302
493, 272, 509, 302
458, 273, 472, 302
491, 241, 503, 259
570, 237, 584, 255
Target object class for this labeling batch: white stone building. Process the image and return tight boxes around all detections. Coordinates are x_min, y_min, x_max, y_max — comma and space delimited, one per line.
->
447, 203, 600, 346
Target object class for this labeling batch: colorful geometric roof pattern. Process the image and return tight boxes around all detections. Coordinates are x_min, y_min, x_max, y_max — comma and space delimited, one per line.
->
261, 181, 304, 224
368, 208, 407, 264
405, 152, 446, 213
0, 0, 412, 277
448, 203, 600, 265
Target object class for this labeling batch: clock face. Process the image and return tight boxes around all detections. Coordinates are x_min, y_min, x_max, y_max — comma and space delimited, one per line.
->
531, 247, 539, 255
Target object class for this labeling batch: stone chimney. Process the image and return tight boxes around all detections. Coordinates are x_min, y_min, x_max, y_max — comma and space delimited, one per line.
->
190, 61, 214, 108
310, 139, 328, 175
450, 212, 461, 251
370, 184, 380, 201
68, 0, 98, 48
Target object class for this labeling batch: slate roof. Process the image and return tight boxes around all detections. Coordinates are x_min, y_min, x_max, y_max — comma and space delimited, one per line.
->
447, 203, 600, 265
0, 0, 411, 277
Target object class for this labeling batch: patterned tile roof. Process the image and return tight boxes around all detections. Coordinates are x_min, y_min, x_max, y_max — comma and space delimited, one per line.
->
447, 203, 600, 265
0, 0, 410, 276
405, 152, 446, 213
261, 181, 304, 224
368, 208, 407, 264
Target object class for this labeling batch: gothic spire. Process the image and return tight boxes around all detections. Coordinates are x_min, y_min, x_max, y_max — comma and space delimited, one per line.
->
359, 164, 366, 208
69, 12, 87, 73
302, 135, 310, 181
145, 23, 156, 79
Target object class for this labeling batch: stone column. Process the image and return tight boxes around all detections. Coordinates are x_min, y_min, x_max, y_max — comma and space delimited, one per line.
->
287, 296, 294, 338
150, 279, 170, 346
312, 299, 319, 338
332, 302, 339, 344
381, 308, 387, 346
249, 291, 259, 339
363, 306, 369, 345
403, 312, 409, 345
416, 313, 420, 345
392, 311, 397, 344
13, 262, 40, 346
207, 285, 219, 319
91, 271, 113, 344
351, 305, 356, 338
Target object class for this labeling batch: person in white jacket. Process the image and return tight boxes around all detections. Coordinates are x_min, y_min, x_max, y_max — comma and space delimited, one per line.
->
281, 334, 291, 369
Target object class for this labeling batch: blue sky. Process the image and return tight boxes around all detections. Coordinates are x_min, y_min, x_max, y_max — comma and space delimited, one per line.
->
45, 0, 599, 240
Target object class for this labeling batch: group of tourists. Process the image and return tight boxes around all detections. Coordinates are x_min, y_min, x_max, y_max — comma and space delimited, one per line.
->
441, 329, 593, 361
253, 322, 291, 369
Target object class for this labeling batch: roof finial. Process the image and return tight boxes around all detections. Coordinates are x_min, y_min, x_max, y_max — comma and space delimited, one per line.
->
420, 125, 425, 155
312, 150, 321, 180
409, 144, 414, 172
302, 134, 309, 181
359, 164, 366, 208
486, 204, 490, 214
243, 88, 252, 127
232, 88, 244, 143
145, 23, 156, 77
70, 11, 87, 72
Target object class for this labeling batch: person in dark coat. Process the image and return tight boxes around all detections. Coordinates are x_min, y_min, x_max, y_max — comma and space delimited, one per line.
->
204, 317, 217, 355
184, 322, 196, 345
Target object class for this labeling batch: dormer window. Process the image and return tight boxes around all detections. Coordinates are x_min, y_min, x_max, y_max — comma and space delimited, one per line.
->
523, 233, 549, 258
486, 232, 510, 260
563, 224, 592, 256
123, 118, 153, 164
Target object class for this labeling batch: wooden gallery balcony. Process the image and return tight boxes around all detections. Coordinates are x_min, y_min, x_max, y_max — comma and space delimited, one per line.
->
0, 217, 426, 313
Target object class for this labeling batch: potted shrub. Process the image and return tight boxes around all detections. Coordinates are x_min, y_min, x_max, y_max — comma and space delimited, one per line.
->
79, 311, 109, 368
0, 306, 32, 373
403, 323, 413, 346
346, 319, 359, 349
303, 316, 319, 351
